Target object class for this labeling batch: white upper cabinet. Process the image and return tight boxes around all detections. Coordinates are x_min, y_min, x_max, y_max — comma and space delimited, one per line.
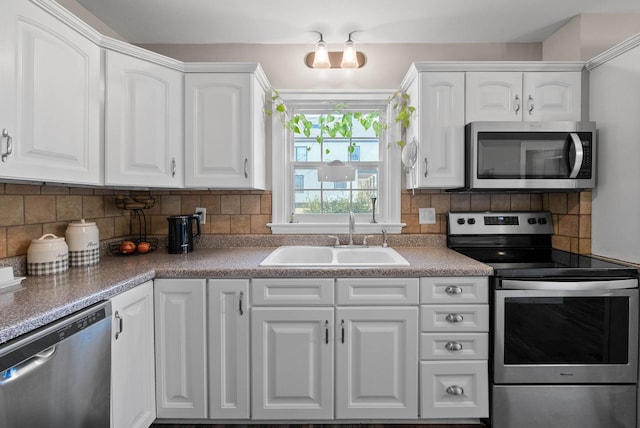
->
403, 68, 466, 189
466, 69, 582, 122
0, 0, 102, 185
104, 49, 184, 187
184, 64, 270, 189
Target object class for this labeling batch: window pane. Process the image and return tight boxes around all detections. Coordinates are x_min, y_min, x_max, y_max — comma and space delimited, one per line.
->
294, 168, 320, 189
294, 190, 321, 214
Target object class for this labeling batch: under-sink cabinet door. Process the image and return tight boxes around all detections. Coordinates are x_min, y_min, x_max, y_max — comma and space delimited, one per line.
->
207, 279, 250, 419
251, 307, 334, 420
154, 279, 207, 419
335, 307, 419, 419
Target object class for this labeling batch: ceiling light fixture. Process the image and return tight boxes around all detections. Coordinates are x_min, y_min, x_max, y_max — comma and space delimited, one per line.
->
340, 32, 359, 69
312, 32, 331, 69
305, 31, 366, 69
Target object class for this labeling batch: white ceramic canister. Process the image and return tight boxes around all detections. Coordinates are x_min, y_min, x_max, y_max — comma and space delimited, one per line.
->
27, 234, 69, 276
65, 219, 100, 267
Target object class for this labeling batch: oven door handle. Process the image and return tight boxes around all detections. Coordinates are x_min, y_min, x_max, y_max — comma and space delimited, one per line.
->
501, 278, 637, 291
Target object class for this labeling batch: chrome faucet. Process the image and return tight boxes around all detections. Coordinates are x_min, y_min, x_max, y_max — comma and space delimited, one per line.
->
348, 211, 355, 246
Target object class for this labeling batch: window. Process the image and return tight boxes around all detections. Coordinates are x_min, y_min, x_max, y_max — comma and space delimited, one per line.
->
269, 91, 403, 235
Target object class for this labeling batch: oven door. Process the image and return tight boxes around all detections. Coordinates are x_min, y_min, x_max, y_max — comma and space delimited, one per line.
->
494, 279, 638, 384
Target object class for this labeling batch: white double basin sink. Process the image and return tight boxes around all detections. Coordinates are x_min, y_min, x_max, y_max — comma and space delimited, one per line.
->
260, 245, 410, 267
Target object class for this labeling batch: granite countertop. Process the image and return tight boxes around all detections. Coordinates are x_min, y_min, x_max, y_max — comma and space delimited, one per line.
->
0, 246, 492, 345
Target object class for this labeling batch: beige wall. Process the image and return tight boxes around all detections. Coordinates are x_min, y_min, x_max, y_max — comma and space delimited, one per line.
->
140, 42, 541, 89
543, 13, 640, 60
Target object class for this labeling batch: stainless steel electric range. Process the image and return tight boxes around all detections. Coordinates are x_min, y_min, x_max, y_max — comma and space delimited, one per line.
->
447, 211, 639, 428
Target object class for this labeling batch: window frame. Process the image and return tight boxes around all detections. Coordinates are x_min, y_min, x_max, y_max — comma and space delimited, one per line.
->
268, 90, 404, 235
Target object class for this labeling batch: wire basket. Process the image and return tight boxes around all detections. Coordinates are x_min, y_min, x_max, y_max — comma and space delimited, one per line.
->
109, 237, 159, 256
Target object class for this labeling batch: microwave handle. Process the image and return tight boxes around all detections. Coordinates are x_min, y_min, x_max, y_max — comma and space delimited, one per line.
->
568, 132, 584, 178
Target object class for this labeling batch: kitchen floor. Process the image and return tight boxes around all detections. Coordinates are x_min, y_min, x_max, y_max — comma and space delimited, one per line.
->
150, 425, 486, 427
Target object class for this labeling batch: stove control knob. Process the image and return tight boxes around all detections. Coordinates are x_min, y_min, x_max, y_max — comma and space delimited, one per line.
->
538, 217, 548, 225
457, 218, 465, 225
467, 218, 476, 225
528, 217, 537, 224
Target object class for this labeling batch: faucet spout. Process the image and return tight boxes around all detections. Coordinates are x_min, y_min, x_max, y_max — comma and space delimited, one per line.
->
348, 211, 355, 246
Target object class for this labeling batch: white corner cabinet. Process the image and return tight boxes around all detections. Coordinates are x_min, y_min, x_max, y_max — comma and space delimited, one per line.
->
154, 278, 249, 420
401, 67, 466, 189
0, 0, 102, 185
184, 64, 270, 189
465, 68, 583, 122
110, 281, 156, 428
104, 47, 184, 187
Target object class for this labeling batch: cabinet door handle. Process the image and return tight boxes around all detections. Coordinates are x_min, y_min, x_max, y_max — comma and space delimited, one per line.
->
243, 158, 248, 178
1, 129, 13, 162
446, 385, 465, 396
114, 310, 123, 340
171, 157, 176, 178
528, 95, 534, 114
239, 291, 244, 316
424, 156, 429, 178
445, 285, 463, 295
445, 313, 464, 323
341, 319, 345, 344
325, 320, 329, 344
445, 341, 463, 351
514, 94, 521, 114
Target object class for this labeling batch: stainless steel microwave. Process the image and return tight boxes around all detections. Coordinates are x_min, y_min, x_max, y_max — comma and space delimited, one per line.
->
464, 121, 596, 191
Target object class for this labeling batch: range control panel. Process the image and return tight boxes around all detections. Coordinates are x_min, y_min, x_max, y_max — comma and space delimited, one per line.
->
448, 212, 554, 235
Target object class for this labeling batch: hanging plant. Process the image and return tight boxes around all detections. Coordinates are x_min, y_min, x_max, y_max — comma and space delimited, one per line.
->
266, 89, 414, 153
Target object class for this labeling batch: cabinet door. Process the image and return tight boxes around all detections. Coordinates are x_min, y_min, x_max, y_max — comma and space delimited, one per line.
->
0, 0, 101, 185
335, 307, 418, 419
154, 279, 207, 419
465, 72, 522, 122
105, 50, 184, 187
110, 281, 156, 428
185, 72, 266, 189
413, 72, 465, 188
208, 279, 249, 419
251, 307, 334, 420
523, 72, 581, 121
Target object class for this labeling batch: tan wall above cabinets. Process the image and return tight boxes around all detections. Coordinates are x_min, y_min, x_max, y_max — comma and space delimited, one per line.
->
0, 182, 592, 259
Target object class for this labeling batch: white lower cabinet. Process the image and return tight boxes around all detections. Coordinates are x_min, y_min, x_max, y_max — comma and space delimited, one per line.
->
419, 277, 490, 419
154, 278, 208, 419
207, 279, 250, 419
110, 281, 156, 428
335, 306, 418, 419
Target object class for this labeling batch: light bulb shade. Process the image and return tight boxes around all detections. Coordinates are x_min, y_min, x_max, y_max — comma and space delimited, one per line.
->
312, 40, 331, 68
341, 40, 359, 68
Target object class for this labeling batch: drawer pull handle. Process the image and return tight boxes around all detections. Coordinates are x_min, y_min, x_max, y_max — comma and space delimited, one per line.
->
446, 385, 465, 396
445, 285, 462, 295
445, 313, 464, 323
445, 341, 463, 351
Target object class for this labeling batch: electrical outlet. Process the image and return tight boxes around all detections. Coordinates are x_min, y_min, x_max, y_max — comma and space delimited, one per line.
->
419, 207, 436, 224
195, 207, 206, 224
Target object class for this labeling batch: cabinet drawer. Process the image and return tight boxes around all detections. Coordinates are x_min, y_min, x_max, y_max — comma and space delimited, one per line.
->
420, 333, 488, 360
336, 278, 419, 305
251, 278, 334, 305
420, 305, 489, 332
420, 360, 489, 419
420, 277, 488, 304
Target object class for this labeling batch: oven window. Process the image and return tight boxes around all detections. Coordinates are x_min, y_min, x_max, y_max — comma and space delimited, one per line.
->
504, 296, 629, 364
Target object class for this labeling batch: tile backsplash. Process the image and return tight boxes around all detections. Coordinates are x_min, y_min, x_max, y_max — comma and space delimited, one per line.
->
0, 182, 592, 258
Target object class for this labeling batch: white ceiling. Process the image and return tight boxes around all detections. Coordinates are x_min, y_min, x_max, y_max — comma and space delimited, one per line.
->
76, 0, 640, 45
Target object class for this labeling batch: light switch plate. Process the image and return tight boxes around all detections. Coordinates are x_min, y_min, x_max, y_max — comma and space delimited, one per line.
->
195, 207, 206, 224
419, 207, 436, 224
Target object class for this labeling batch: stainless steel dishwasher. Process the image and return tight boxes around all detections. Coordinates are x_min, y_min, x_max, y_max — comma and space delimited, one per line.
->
0, 301, 112, 428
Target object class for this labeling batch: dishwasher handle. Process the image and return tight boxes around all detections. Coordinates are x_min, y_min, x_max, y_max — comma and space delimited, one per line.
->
0, 345, 56, 385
